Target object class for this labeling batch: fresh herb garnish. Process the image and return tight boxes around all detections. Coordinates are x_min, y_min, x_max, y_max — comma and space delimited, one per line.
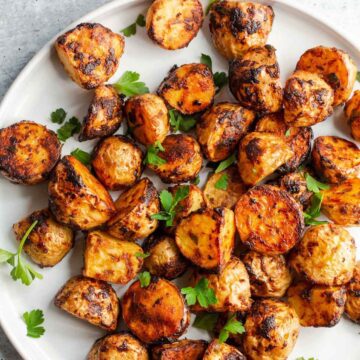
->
144, 141, 167, 166
201, 53, 213, 69
206, 0, 217, 15
135, 252, 150, 259
305, 173, 330, 193
215, 154, 236, 173
23, 309, 45, 338
57, 116, 81, 142
120, 14, 146, 37
192, 175, 201, 185
113, 71, 149, 97
70, 148, 91, 166
138, 271, 151, 288
215, 173, 228, 190
193, 312, 219, 331
285, 128, 291, 137
303, 193, 328, 226
181, 277, 217, 308
169, 109, 197, 132
200, 53, 228, 93
218, 314, 245, 343
50, 108, 67, 124
357, 71, 360, 82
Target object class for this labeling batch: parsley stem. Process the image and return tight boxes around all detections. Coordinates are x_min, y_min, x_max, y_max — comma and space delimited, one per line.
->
17, 221, 38, 255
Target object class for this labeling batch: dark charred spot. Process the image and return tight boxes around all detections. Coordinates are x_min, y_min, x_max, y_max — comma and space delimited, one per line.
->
245, 138, 263, 162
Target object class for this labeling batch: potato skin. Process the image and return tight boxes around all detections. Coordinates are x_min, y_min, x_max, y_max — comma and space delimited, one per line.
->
48, 156, 116, 230
152, 339, 208, 360
54, 275, 119, 331
0, 121, 61, 185
344, 90, 360, 141
203, 340, 246, 360
55, 23, 124, 89
345, 262, 360, 323
146, 0, 203, 50
12, 208, 74, 268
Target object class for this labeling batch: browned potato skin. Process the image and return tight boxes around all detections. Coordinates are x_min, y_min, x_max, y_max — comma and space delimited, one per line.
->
235, 185, 304, 255
344, 90, 360, 141
54, 275, 119, 331
92, 135, 143, 190
158, 64, 215, 115
122, 278, 190, 343
12, 209, 74, 268
146, 0, 203, 51
55, 23, 124, 89
289, 224, 356, 286
48, 156, 116, 230
243, 299, 300, 360
203, 340, 246, 360
229, 45, 283, 114
312, 136, 360, 183
345, 261, 360, 323
125, 94, 169, 146
197, 102, 256, 162
287, 282, 346, 327
152, 339, 207, 360
209, 1, 274, 60
0, 121, 61, 185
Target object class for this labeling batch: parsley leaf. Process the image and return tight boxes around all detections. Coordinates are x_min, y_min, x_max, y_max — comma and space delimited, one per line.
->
305, 173, 330, 193
215, 154, 236, 173
192, 175, 200, 185
71, 148, 91, 166
135, 252, 150, 259
181, 277, 218, 308
357, 71, 360, 82
169, 109, 197, 132
285, 128, 291, 137
206, 0, 217, 15
193, 313, 219, 331
144, 141, 167, 166
50, 108, 67, 124
201, 53, 213, 70
215, 173, 228, 190
213, 72, 228, 93
303, 192, 328, 226
138, 271, 151, 288
218, 314, 245, 343
57, 116, 81, 142
113, 71, 149, 97
136, 14, 146, 27
120, 14, 146, 37
23, 309, 45, 338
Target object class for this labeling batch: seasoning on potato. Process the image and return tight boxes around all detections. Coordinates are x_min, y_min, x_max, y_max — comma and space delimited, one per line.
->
203, 340, 246, 360
152, 339, 208, 360
344, 89, 360, 141
345, 261, 360, 324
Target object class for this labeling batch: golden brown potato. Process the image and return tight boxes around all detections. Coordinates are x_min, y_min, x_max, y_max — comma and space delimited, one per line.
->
344, 90, 360, 141
106, 178, 160, 241
0, 121, 61, 185
229, 45, 283, 113
197, 102, 256, 162
209, 1, 274, 60
284, 70, 334, 127
345, 261, 360, 323
287, 282, 346, 327
146, 0, 203, 50
255, 112, 287, 136
175, 208, 235, 272
54, 275, 119, 331
296, 46, 357, 106
243, 299, 300, 360
203, 340, 246, 360
147, 134, 202, 184
12, 208, 73, 268
235, 185, 304, 255
290, 224, 356, 286
152, 339, 208, 360
48, 156, 116, 230
55, 23, 124, 89
312, 136, 360, 183
158, 64, 215, 115
92, 135, 143, 190
125, 94, 170, 146
122, 278, 190, 343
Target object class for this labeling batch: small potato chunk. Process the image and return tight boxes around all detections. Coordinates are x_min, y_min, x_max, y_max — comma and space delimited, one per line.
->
55, 23, 124, 89
92, 135, 143, 190
344, 90, 360, 141
345, 262, 360, 323
158, 64, 215, 115
229, 45, 282, 113
122, 278, 190, 343
255, 112, 287, 136
197, 102, 256, 162
83, 231, 143, 284
125, 94, 170, 146
152, 339, 207, 360
203, 340, 246, 360
287, 282, 346, 327
48, 156, 116, 230
312, 136, 360, 183
289, 224, 356, 286
0, 121, 61, 185
284, 70, 334, 127
237, 132, 293, 186
175, 208, 235, 272
296, 46, 357, 106
243, 299, 300, 360
12, 208, 74, 268
146, 0, 203, 50
54, 275, 119, 331
106, 178, 160, 241
235, 185, 304, 255
209, 1, 274, 60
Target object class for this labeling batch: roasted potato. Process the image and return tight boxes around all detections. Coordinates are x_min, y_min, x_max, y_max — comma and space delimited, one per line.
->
152, 339, 207, 360
55, 23, 124, 89
284, 70, 334, 127
54, 275, 119, 331
296, 46, 357, 106
122, 278, 190, 343
158, 64, 215, 115
203, 340, 246, 360
209, 1, 274, 60
175, 207, 235, 272
197, 102, 256, 162
235, 185, 304, 255
125, 94, 170, 146
345, 261, 360, 323
289, 224, 356, 286
48, 156, 116, 230
106, 178, 160, 241
0, 121, 61, 185
344, 90, 360, 141
146, 0, 203, 50
92, 135, 143, 190
255, 112, 287, 136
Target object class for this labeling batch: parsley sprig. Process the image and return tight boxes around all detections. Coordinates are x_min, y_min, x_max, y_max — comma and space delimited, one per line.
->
181, 277, 217, 308
138, 271, 151, 288
23, 309, 45, 338
135, 252, 150, 259
193, 312, 219, 331
200, 53, 228, 93
71, 148, 91, 166
215, 173, 228, 190
218, 314, 245, 343
113, 71, 149, 97
50, 108, 67, 124
120, 14, 146, 37
57, 116, 81, 142
169, 109, 197, 132
144, 141, 167, 166
215, 154, 236, 173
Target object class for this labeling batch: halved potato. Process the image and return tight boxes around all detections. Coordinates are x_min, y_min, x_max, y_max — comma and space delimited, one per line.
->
255, 112, 287, 136
345, 261, 360, 324
344, 90, 360, 141
203, 340, 246, 360
152, 339, 207, 360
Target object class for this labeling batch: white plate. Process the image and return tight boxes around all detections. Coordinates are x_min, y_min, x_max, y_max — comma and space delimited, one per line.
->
0, 0, 359, 359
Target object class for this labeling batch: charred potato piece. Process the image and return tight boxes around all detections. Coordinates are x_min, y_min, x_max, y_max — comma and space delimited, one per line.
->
54, 275, 119, 331
0, 121, 61, 185
12, 208, 74, 268
203, 340, 246, 360
344, 90, 360, 141
235, 185, 304, 255
255, 112, 287, 136
122, 278, 190, 343
158, 64, 215, 115
48, 156, 116, 230
106, 178, 160, 241
289, 224, 356, 286
55, 23, 124, 89
152, 339, 207, 360
146, 0, 203, 50
345, 261, 360, 323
